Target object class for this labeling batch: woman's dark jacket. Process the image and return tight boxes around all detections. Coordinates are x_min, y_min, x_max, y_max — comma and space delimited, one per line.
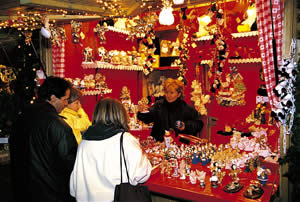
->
137, 98, 203, 142
9, 101, 78, 202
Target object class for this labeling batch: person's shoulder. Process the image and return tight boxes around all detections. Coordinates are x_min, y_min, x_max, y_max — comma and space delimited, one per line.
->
50, 113, 72, 131
155, 98, 165, 107
123, 131, 139, 143
182, 100, 197, 110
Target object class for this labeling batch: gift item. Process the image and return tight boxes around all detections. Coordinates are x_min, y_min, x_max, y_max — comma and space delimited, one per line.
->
237, 3, 257, 33
160, 40, 172, 57
243, 183, 264, 199
120, 86, 131, 102
83, 47, 93, 63
71, 20, 82, 44
257, 166, 271, 186
210, 170, 218, 188
164, 130, 172, 149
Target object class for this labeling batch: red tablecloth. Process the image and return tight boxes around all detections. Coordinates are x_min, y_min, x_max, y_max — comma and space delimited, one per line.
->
130, 130, 278, 202
145, 161, 278, 202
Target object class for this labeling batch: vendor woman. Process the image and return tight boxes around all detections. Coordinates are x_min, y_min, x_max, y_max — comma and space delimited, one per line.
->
137, 78, 203, 142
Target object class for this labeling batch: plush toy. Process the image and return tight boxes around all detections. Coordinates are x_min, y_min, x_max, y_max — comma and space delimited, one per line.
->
97, 46, 107, 62
170, 38, 181, 56
83, 47, 93, 63
119, 50, 128, 65
160, 40, 172, 57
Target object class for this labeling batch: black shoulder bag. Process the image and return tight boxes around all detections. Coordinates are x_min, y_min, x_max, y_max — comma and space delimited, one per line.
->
114, 132, 152, 202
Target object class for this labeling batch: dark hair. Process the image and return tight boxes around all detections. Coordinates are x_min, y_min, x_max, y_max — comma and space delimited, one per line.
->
93, 97, 129, 131
68, 87, 83, 104
38, 76, 71, 101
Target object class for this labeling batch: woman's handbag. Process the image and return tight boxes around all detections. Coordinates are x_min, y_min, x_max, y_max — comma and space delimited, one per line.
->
114, 132, 152, 202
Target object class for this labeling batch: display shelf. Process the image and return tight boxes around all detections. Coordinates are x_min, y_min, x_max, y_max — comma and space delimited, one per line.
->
81, 62, 143, 71
82, 88, 112, 96
231, 31, 259, 38
193, 31, 259, 41
200, 60, 213, 65
228, 58, 261, 63
154, 66, 180, 70
200, 58, 261, 64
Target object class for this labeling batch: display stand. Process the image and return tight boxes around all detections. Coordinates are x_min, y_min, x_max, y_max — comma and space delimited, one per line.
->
144, 157, 278, 202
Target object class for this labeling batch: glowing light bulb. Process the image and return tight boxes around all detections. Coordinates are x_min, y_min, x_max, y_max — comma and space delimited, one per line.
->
159, 7, 174, 26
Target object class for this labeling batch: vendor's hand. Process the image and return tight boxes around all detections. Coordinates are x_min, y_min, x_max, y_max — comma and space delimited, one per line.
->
138, 101, 149, 113
176, 121, 185, 131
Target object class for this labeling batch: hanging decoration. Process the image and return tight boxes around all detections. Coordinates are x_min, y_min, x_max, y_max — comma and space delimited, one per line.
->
190, 80, 211, 115
125, 13, 158, 41
93, 23, 108, 43
23, 31, 33, 45
0, 65, 16, 94
205, 2, 233, 98
71, 20, 83, 44
271, 39, 297, 142
216, 66, 247, 107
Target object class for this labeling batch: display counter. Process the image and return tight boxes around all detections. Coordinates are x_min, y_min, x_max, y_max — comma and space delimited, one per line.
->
145, 161, 278, 202
130, 129, 279, 202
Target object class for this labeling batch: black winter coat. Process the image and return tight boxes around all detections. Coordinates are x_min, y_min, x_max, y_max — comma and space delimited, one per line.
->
137, 98, 203, 142
9, 101, 77, 202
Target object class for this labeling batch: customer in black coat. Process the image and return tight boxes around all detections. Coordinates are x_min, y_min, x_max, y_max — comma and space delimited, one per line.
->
9, 76, 78, 202
137, 78, 203, 142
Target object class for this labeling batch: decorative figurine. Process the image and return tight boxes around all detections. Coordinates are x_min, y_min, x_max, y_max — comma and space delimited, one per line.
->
164, 130, 172, 149
179, 159, 186, 180
189, 171, 197, 184
196, 170, 206, 188
243, 183, 264, 199
257, 166, 270, 186
223, 164, 243, 193
210, 170, 219, 188
192, 150, 198, 164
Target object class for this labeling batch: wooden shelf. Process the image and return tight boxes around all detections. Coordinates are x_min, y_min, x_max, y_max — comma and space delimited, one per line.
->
193, 31, 259, 41
82, 88, 112, 96
228, 58, 261, 63
200, 58, 261, 64
154, 66, 180, 70
81, 62, 143, 71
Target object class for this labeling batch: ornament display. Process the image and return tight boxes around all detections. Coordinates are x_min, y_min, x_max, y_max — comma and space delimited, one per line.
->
237, 3, 257, 33
190, 80, 210, 115
83, 47, 94, 63
243, 183, 264, 199
94, 23, 108, 43
71, 20, 82, 44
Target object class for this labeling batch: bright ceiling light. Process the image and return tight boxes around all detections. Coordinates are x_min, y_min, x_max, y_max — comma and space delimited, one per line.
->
159, 7, 174, 25
173, 0, 184, 5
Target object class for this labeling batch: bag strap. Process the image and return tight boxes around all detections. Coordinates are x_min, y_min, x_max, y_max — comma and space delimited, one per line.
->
120, 132, 124, 183
120, 132, 130, 183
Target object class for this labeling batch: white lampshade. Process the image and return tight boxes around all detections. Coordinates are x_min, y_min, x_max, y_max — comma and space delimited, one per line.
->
173, 0, 184, 5
159, 7, 174, 26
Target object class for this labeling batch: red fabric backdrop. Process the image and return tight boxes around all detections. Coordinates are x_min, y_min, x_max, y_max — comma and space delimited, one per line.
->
63, 20, 142, 119
59, 2, 279, 148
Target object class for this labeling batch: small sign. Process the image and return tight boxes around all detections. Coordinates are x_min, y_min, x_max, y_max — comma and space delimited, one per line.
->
0, 138, 8, 144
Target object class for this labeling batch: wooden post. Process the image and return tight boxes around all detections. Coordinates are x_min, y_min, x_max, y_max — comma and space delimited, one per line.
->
280, 0, 297, 201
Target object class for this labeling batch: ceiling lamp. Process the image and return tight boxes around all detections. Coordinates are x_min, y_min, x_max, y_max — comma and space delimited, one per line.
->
173, 0, 184, 5
159, 0, 174, 26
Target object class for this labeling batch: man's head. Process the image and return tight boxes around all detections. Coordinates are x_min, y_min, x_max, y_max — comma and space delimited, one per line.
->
38, 76, 71, 113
